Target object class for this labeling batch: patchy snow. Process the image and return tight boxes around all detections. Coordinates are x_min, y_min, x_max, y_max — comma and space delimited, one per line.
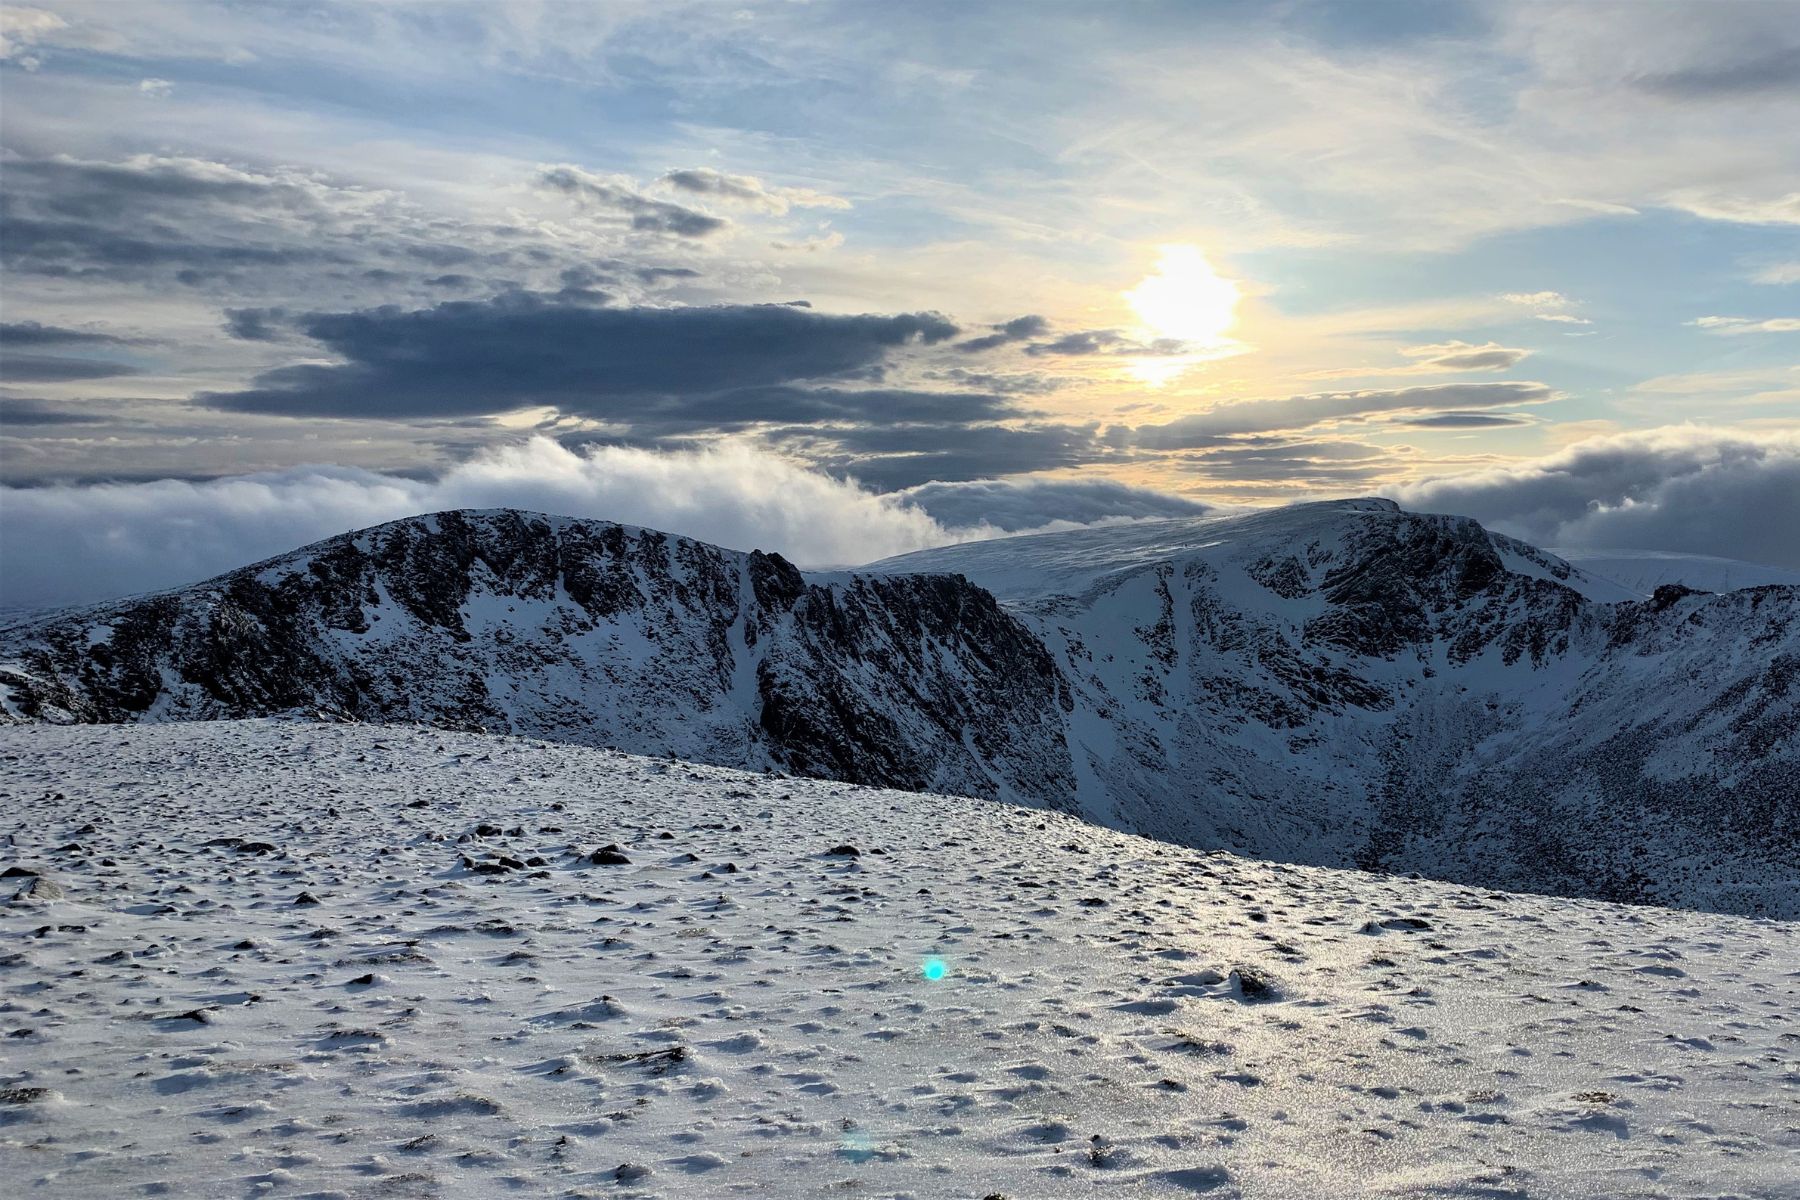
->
2, 720, 1794, 1198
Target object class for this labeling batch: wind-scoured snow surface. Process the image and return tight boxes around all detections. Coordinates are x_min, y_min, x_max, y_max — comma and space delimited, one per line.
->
3, 722, 1796, 1199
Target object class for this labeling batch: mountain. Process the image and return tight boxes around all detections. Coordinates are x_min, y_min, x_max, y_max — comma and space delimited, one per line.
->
1554, 548, 1800, 596
0, 510, 1074, 806
868, 501, 1800, 915
4, 719, 1793, 1199
3, 501, 1796, 915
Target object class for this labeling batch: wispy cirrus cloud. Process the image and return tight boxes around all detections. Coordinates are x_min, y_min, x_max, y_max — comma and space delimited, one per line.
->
1688, 315, 1800, 335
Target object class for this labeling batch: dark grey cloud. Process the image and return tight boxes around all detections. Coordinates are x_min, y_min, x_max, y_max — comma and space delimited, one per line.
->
1127, 382, 1550, 447
955, 314, 1049, 353
0, 321, 128, 347
1397, 412, 1531, 428
897, 476, 1211, 531
1022, 328, 1185, 358
0, 397, 101, 426
0, 154, 353, 283
0, 354, 141, 382
1635, 45, 1800, 99
1391, 430, 1800, 570
222, 307, 291, 341
537, 165, 727, 237
202, 292, 962, 421
654, 168, 845, 214
0, 153, 659, 309
780, 422, 1105, 490
927, 366, 1071, 394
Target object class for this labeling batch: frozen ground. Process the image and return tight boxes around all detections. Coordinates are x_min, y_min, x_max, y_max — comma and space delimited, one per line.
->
1, 721, 1795, 1199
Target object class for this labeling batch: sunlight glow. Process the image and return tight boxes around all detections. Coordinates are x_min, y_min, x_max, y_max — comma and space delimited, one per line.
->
1126, 245, 1240, 345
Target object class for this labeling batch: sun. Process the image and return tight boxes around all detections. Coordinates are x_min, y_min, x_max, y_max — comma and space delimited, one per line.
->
1125, 244, 1240, 345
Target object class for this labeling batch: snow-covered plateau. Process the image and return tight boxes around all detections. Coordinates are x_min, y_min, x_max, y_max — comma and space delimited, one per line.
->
2, 720, 1795, 1199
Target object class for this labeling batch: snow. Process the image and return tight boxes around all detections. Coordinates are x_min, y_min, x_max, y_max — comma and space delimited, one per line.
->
1556, 549, 1800, 596
866, 500, 1638, 606
3, 720, 1795, 1198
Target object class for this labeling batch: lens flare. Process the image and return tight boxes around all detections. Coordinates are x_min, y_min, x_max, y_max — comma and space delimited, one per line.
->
921, 957, 948, 981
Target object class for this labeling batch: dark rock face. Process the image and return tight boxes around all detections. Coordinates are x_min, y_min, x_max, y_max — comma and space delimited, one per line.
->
0, 510, 1077, 810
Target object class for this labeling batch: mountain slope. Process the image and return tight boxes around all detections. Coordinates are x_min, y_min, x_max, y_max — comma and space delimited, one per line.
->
868, 500, 1800, 914
3, 502, 1796, 915
0, 509, 1076, 807
3, 721, 1795, 1199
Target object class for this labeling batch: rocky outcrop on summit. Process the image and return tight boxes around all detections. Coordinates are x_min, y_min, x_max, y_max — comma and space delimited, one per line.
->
0, 510, 1075, 807
3, 500, 1795, 915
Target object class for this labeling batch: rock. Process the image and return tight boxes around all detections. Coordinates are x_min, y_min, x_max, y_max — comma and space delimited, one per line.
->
293, 891, 321, 906
614, 1162, 652, 1182
12, 876, 63, 901
1230, 966, 1277, 1001
825, 844, 861, 857
0, 1086, 53, 1104
589, 848, 632, 866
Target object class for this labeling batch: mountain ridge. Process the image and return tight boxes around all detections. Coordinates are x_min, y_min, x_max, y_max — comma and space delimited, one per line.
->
2, 501, 1795, 915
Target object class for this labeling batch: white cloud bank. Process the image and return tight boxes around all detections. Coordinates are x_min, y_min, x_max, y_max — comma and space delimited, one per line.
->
0, 439, 964, 611
5, 427, 1797, 612
1391, 427, 1800, 571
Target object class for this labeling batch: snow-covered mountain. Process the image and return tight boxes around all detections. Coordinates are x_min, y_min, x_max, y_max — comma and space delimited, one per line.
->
3, 720, 1795, 1199
868, 501, 1800, 915
0, 509, 1074, 807
2, 502, 1796, 915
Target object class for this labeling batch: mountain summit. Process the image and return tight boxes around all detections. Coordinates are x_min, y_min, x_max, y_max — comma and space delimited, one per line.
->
3, 502, 1795, 914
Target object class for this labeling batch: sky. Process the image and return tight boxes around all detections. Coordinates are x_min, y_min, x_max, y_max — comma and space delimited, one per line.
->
1, 0, 1797, 607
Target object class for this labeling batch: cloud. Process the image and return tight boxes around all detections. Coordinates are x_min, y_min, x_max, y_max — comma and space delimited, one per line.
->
955, 314, 1050, 353
1394, 412, 1532, 428
0, 437, 977, 610
896, 476, 1213, 531
775, 421, 1105, 490
0, 354, 140, 382
138, 77, 173, 98
1633, 45, 1800, 99
1024, 329, 1186, 358
0, 153, 361, 283
222, 307, 291, 341
1390, 427, 1800, 570
0, 6, 64, 67
536, 165, 727, 237
1689, 315, 1800, 334
0, 321, 128, 347
1178, 439, 1394, 485
1499, 291, 1592, 326
1126, 382, 1552, 447
0, 397, 100, 426
1750, 261, 1800, 285
656, 168, 849, 213
202, 292, 962, 421
1401, 341, 1530, 371
1500, 291, 1573, 308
